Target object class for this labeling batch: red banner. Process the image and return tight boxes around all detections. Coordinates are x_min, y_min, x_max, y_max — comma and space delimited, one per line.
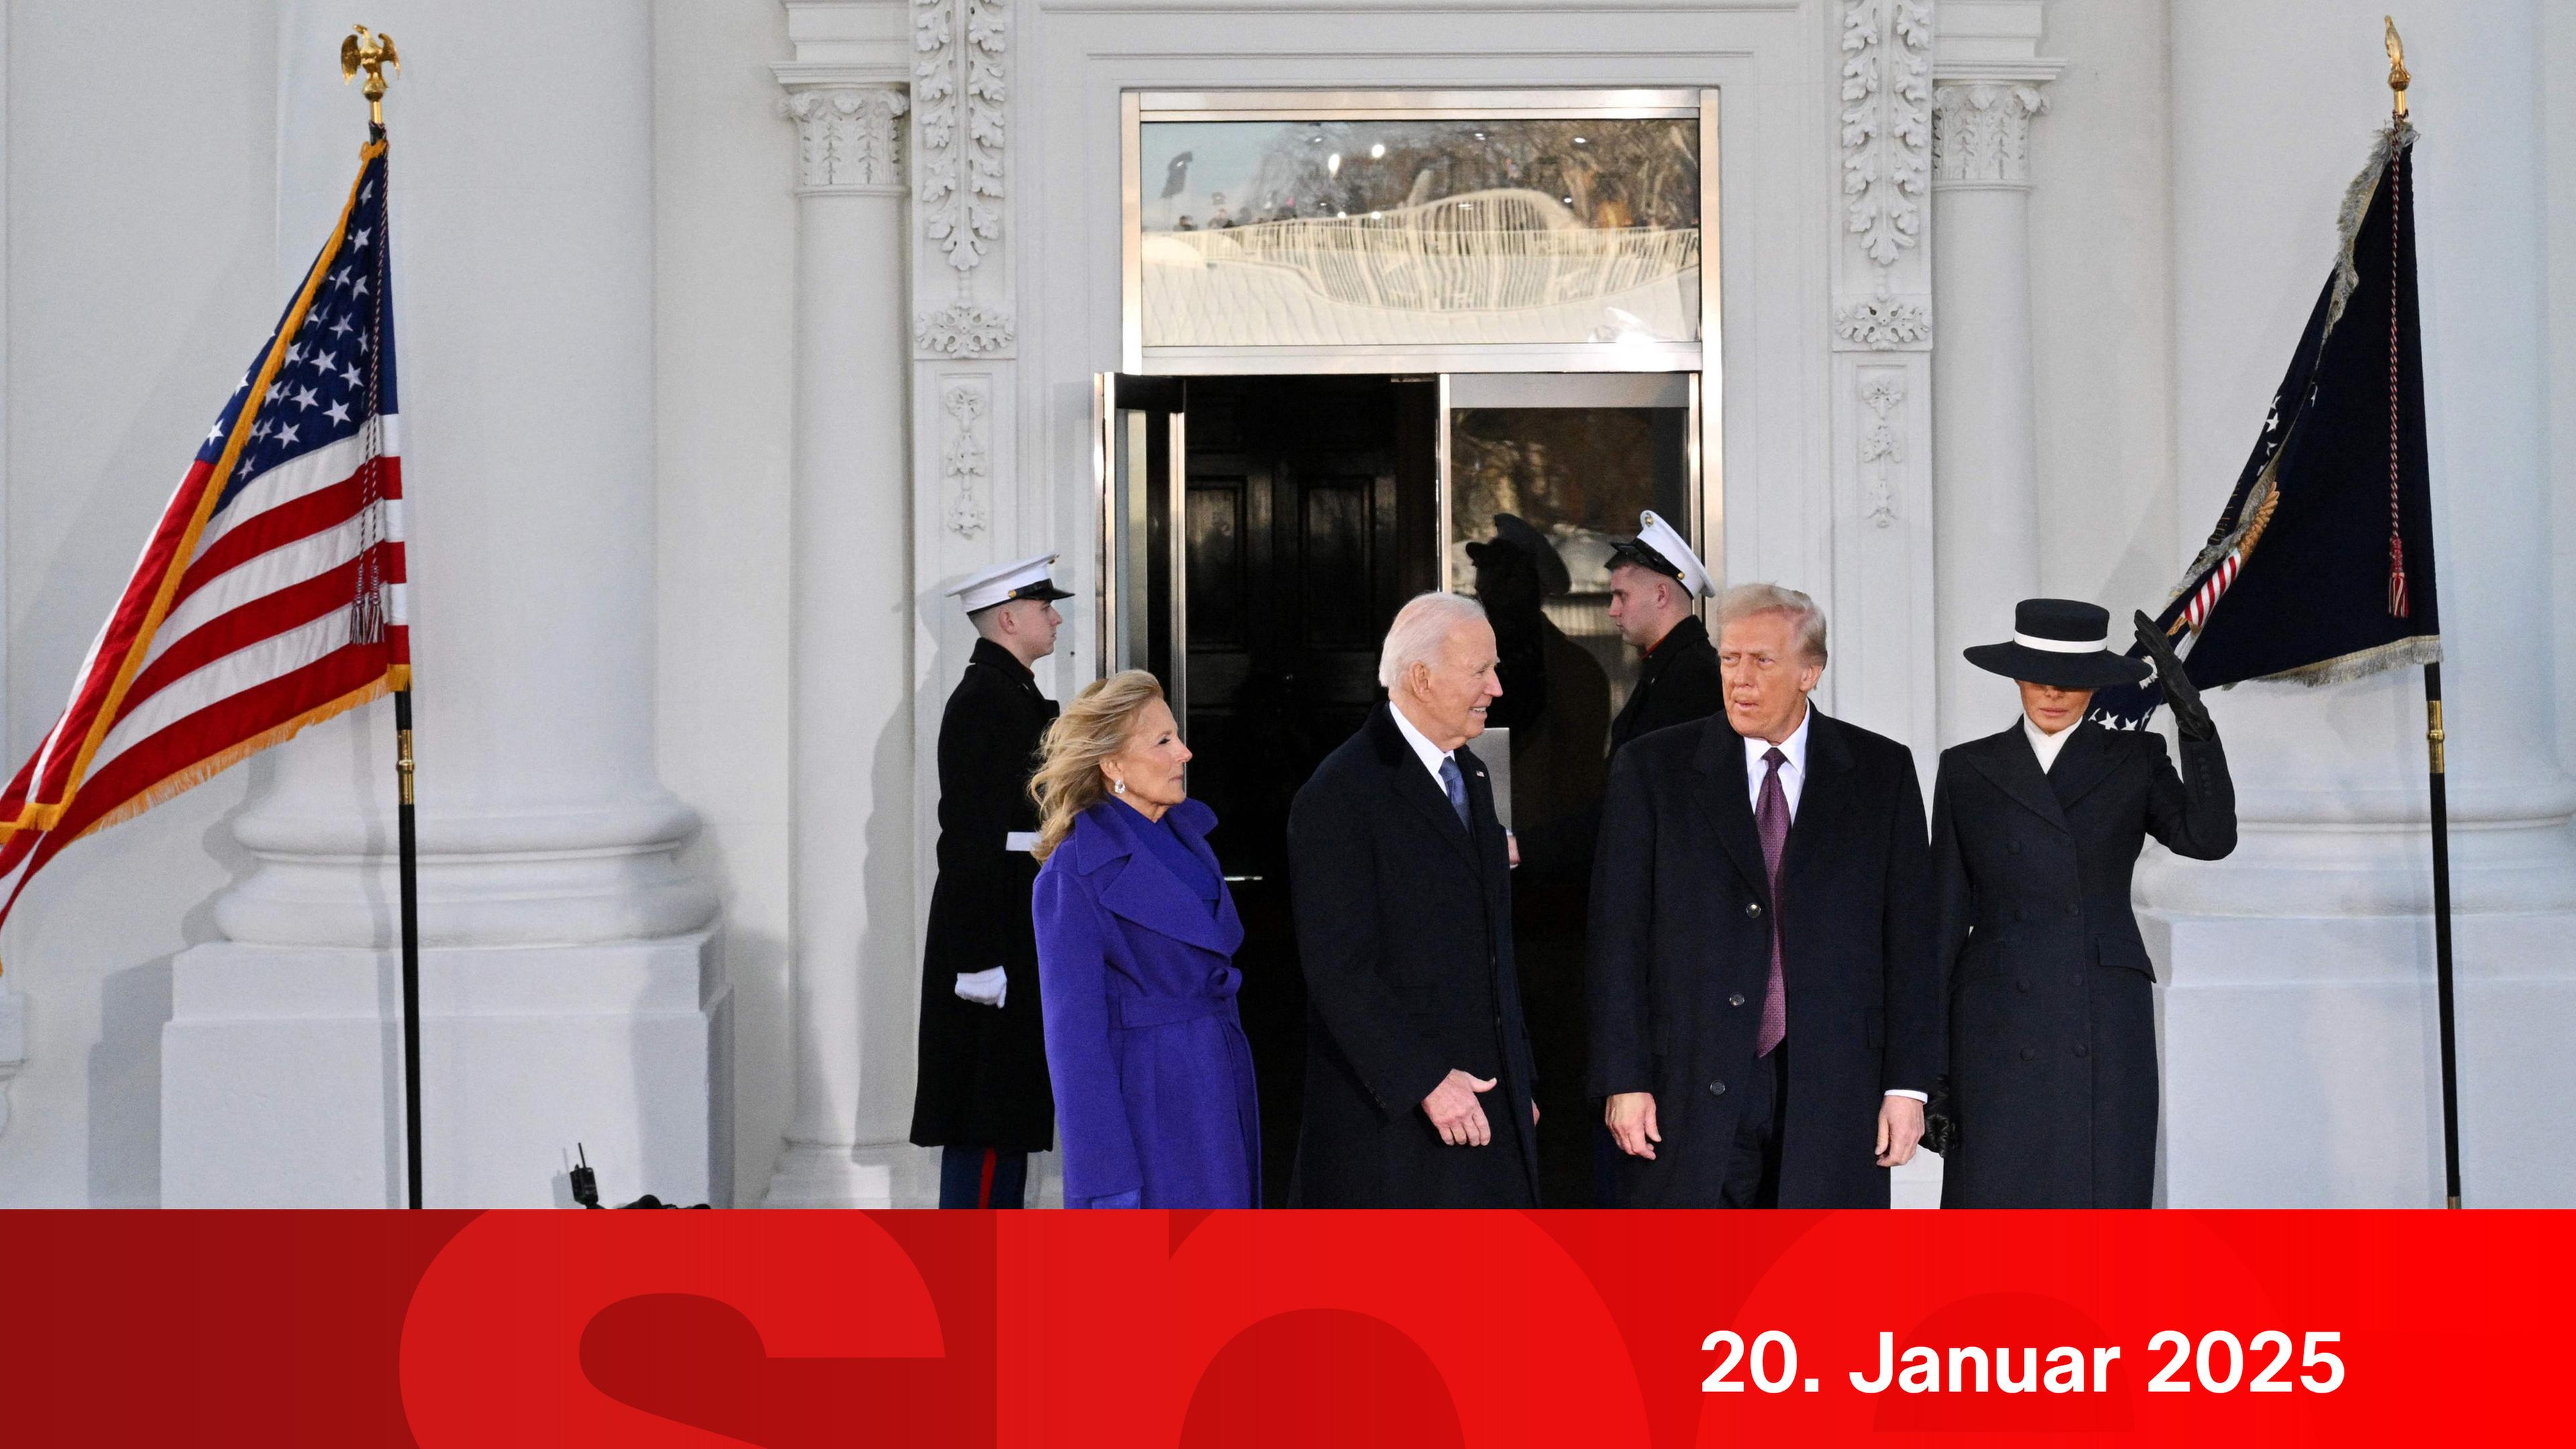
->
0, 1210, 2552, 1445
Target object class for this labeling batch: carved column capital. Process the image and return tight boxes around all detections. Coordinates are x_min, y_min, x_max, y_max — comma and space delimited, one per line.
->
777, 80, 909, 194
1931, 76, 2054, 189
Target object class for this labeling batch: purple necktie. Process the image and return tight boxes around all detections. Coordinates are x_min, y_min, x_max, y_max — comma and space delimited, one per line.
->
1754, 746, 1790, 1057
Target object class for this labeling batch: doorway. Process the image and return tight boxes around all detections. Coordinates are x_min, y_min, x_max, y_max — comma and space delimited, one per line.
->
1095, 370, 1702, 1205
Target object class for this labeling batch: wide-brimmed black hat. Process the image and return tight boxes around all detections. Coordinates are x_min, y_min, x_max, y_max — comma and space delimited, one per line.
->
1964, 598, 2152, 690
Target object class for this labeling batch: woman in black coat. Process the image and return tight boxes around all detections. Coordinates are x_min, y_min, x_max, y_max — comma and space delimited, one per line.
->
1932, 599, 2235, 1208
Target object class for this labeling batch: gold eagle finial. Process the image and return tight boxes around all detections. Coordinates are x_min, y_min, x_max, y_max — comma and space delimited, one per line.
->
341, 25, 400, 127
2384, 17, 2410, 119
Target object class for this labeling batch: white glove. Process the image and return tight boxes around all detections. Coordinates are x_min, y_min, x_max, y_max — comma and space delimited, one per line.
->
953, 966, 1008, 1008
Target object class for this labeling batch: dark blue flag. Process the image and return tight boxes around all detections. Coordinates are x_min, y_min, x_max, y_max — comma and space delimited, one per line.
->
2094, 121, 2440, 730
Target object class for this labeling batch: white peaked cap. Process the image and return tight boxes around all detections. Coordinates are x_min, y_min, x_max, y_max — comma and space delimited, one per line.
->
946, 553, 1075, 613
1631, 511, 1712, 599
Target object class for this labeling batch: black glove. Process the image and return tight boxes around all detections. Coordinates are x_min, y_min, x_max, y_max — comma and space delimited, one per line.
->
2134, 611, 2214, 742
1922, 1074, 1957, 1157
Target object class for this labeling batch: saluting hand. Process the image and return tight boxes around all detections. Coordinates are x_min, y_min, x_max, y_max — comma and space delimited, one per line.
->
1606, 1091, 1660, 1160
2135, 610, 2215, 742
1423, 1069, 1497, 1146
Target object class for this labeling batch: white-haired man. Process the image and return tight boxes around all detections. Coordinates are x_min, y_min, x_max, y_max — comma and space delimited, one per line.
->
1286, 592, 1542, 1206
1587, 583, 1937, 1208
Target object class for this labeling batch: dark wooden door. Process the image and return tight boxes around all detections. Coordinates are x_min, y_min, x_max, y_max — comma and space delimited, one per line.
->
1178, 376, 1437, 1203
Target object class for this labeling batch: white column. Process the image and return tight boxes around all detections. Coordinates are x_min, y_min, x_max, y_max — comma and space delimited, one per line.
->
2156, 0, 2576, 1205
163, 0, 720, 1208
1930, 42, 2061, 745
760, 63, 918, 1208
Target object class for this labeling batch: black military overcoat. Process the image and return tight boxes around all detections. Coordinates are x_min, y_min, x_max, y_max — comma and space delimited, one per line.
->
909, 637, 1060, 1152
1609, 613, 1725, 754
1930, 719, 2235, 1208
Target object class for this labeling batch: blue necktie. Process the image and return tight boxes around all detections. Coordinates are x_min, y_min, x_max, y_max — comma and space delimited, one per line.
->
1439, 753, 1470, 829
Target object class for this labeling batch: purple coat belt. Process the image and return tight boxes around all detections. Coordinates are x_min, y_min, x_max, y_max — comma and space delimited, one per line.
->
1032, 797, 1261, 1209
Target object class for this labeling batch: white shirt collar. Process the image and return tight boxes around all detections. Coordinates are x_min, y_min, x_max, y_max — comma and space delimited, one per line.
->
1742, 702, 1812, 777
2023, 712, 2080, 774
1387, 700, 1453, 783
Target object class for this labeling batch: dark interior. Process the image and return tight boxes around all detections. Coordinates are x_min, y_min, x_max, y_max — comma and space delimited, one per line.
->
1172, 376, 1438, 1204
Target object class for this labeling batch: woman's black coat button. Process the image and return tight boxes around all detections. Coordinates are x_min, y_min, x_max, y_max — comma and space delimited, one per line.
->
1709, 1080, 1727, 1097
1729, 992, 1747, 1007
2015, 977, 2031, 993
1745, 901, 1762, 918
2019, 1046, 2037, 1062
2074, 1043, 2090, 1058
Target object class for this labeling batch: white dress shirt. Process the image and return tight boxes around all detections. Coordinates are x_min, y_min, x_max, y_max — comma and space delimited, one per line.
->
2023, 713, 2078, 773
1742, 705, 1812, 817
1746, 704, 1924, 1106
1388, 700, 1455, 788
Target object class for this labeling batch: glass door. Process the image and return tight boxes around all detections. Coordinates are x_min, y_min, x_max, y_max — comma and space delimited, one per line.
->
1094, 372, 1187, 721
1436, 369, 1702, 875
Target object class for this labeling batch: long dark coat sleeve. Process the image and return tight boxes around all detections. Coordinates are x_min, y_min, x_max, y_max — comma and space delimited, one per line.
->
909, 639, 1059, 1152
1585, 743, 1660, 1099
1934, 719, 2235, 1208
1285, 780, 1453, 1116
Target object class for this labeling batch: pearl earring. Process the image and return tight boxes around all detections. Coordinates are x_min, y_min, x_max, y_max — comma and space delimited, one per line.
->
1112, 779, 1127, 795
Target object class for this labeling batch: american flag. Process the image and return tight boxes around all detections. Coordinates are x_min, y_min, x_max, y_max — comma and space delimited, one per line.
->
0, 139, 407, 951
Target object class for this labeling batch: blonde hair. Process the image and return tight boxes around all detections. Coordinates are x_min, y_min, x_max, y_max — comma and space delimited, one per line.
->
1715, 582, 1829, 666
1028, 669, 1167, 862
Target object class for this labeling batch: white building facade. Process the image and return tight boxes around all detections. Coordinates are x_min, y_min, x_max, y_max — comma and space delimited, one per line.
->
0, 0, 2569, 1207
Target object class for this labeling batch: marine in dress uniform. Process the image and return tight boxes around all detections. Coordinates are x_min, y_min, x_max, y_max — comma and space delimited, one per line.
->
1931, 599, 2237, 1208
908, 554, 1075, 1208
1603, 511, 1725, 755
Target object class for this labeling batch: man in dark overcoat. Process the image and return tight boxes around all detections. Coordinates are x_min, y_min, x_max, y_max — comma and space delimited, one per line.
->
1605, 511, 1725, 755
1589, 583, 1939, 1208
1287, 592, 1542, 1207
909, 553, 1074, 1208
1932, 600, 2236, 1208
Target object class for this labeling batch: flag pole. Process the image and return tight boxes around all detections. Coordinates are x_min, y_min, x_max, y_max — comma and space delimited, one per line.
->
395, 681, 423, 1210
2386, 15, 2459, 1208
343, 25, 421, 1210
2424, 663, 2461, 1208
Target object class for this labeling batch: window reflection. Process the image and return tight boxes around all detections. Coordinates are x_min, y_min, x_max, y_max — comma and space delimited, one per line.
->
1451, 394, 1692, 880
1141, 117, 1702, 350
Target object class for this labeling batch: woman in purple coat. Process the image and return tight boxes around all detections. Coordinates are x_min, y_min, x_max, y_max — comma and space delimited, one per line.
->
1029, 670, 1261, 1209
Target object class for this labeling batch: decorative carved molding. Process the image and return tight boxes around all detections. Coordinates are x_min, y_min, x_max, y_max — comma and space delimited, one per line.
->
941, 381, 991, 538
916, 299, 1015, 357
914, 0, 1008, 275
1839, 0, 1933, 268
1835, 293, 1931, 350
1932, 82, 2049, 186
780, 83, 908, 191
1860, 373, 1905, 528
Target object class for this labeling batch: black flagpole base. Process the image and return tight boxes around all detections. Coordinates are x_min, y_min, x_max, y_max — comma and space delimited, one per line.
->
2424, 662, 2462, 1209
395, 686, 423, 1210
